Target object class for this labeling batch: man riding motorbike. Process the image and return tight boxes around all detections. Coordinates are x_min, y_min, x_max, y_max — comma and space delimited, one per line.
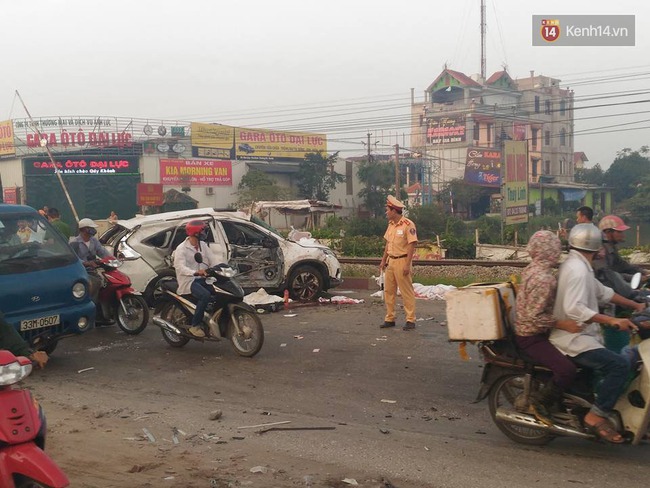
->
592, 214, 649, 301
173, 220, 217, 338
549, 223, 646, 443
70, 218, 111, 305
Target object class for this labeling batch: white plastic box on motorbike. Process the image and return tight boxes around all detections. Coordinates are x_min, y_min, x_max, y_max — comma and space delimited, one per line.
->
445, 282, 516, 341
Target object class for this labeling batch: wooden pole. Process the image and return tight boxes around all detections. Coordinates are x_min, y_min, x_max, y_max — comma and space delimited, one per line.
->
394, 144, 400, 195
15, 90, 80, 223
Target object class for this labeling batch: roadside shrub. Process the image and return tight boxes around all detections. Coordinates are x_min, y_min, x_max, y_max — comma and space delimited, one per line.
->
340, 235, 385, 257
441, 234, 475, 259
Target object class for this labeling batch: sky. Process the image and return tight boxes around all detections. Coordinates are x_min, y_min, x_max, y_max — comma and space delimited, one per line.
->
1, 0, 648, 168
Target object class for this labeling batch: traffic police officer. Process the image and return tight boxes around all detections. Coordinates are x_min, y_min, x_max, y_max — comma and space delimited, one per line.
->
379, 195, 418, 330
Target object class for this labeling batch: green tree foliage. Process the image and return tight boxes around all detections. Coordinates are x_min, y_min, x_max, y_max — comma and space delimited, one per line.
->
605, 147, 650, 203
440, 179, 492, 219
296, 152, 345, 201
357, 159, 394, 218
625, 174, 650, 221
408, 204, 446, 241
236, 170, 291, 208
574, 163, 606, 186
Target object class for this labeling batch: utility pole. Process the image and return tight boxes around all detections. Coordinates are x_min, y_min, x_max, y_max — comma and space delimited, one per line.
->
480, 0, 486, 80
394, 144, 400, 196
367, 132, 372, 163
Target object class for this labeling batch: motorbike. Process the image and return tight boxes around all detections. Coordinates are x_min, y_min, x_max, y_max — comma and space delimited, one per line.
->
476, 311, 650, 446
94, 256, 150, 335
152, 253, 264, 357
0, 350, 69, 487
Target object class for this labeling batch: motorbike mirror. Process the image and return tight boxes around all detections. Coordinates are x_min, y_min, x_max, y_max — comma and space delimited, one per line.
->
630, 273, 641, 290
631, 272, 642, 290
194, 252, 203, 264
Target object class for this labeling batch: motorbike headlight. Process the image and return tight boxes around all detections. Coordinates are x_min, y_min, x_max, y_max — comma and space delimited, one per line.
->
0, 360, 32, 385
72, 281, 87, 299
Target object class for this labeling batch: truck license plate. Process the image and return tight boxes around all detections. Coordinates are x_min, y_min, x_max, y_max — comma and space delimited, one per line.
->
20, 315, 60, 331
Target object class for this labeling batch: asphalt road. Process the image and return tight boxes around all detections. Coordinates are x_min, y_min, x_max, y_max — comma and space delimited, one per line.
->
27, 290, 650, 487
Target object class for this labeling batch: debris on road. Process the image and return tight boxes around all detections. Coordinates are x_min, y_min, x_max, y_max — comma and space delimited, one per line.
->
380, 399, 396, 404
209, 409, 223, 420
77, 367, 95, 374
342, 478, 359, 485
257, 426, 336, 434
284, 314, 297, 317
379, 428, 390, 434
142, 428, 156, 443
238, 420, 291, 430
313, 348, 320, 353
250, 465, 268, 474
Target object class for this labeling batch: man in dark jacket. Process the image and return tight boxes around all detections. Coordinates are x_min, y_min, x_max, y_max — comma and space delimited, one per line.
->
0, 312, 48, 368
593, 215, 648, 299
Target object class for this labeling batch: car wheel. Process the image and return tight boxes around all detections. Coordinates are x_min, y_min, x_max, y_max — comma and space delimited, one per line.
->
288, 265, 323, 301
144, 269, 177, 307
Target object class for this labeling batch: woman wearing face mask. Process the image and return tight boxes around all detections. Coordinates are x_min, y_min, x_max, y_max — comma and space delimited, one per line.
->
71, 218, 111, 305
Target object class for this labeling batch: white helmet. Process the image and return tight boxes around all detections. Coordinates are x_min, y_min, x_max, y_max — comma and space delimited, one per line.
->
78, 218, 98, 229
568, 223, 602, 252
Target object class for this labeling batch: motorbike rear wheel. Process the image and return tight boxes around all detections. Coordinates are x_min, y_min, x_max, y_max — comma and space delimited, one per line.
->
159, 302, 191, 348
116, 295, 150, 335
229, 309, 264, 357
488, 374, 554, 445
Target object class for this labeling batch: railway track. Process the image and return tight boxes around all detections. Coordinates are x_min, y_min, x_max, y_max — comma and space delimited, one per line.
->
338, 257, 650, 270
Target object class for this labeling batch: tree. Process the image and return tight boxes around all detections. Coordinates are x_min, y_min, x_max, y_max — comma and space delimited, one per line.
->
624, 174, 650, 221
440, 179, 490, 219
296, 151, 344, 201
575, 163, 605, 186
236, 170, 291, 209
605, 147, 650, 203
357, 158, 394, 217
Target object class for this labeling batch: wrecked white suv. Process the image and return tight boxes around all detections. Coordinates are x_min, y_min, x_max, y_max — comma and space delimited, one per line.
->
100, 208, 342, 305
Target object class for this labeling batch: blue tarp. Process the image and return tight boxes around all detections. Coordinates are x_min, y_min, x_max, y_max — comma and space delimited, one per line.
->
560, 189, 587, 201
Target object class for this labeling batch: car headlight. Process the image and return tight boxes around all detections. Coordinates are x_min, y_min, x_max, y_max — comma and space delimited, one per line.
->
117, 240, 141, 260
322, 249, 336, 257
72, 281, 87, 299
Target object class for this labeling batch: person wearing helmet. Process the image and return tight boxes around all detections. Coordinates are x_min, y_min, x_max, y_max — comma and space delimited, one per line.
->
593, 215, 648, 293
173, 220, 217, 337
549, 223, 646, 443
70, 218, 111, 307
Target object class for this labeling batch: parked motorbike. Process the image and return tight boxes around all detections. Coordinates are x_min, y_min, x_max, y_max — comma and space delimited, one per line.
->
152, 253, 264, 357
476, 311, 650, 445
0, 350, 69, 487
94, 256, 149, 335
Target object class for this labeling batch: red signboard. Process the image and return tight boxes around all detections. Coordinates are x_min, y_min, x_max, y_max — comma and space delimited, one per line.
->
137, 183, 164, 206
3, 188, 17, 204
159, 159, 232, 186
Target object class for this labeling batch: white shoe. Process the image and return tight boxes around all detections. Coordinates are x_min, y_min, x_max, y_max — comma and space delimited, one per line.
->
189, 326, 205, 338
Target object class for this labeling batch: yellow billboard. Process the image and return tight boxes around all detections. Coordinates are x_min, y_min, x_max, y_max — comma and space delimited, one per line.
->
190, 122, 234, 159
0, 120, 15, 156
235, 127, 327, 161
503, 141, 529, 225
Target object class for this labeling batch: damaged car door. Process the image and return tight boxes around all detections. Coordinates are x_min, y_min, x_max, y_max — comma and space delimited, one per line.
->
217, 219, 284, 291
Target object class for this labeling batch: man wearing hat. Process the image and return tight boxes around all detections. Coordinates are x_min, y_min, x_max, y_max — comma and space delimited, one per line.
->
593, 215, 648, 297
70, 218, 111, 308
379, 195, 418, 330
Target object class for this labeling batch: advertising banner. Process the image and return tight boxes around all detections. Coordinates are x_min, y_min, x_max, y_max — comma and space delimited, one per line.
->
159, 159, 232, 186
137, 183, 164, 206
426, 115, 466, 144
503, 141, 529, 225
0, 120, 15, 156
235, 128, 327, 161
13, 117, 134, 151
190, 122, 235, 159
464, 147, 501, 187
23, 155, 140, 176
3, 188, 17, 204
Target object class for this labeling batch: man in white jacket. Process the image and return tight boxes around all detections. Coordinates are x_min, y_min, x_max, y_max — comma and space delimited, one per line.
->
173, 220, 216, 337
